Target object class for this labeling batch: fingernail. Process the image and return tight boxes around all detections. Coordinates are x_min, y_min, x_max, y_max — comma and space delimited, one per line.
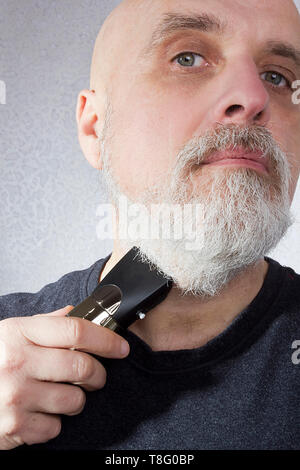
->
120, 340, 130, 356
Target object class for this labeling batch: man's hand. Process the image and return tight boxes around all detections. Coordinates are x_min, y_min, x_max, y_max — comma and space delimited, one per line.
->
0, 305, 130, 449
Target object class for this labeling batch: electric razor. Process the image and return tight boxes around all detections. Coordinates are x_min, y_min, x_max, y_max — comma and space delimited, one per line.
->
67, 247, 173, 332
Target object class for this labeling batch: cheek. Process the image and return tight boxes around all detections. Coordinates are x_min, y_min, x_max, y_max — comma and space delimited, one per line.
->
277, 112, 300, 202
108, 85, 199, 198
289, 162, 300, 203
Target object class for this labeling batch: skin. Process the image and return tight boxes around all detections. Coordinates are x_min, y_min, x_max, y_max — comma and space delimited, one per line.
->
77, 0, 300, 351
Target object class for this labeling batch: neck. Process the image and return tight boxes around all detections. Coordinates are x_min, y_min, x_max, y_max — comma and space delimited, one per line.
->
99, 244, 269, 351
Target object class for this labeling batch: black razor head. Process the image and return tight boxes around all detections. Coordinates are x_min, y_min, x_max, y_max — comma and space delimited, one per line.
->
92, 247, 172, 329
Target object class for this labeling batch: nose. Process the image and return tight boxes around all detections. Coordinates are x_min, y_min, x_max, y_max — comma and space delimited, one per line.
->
208, 55, 271, 127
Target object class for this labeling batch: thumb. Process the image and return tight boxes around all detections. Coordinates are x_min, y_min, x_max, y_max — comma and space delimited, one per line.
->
34, 305, 74, 317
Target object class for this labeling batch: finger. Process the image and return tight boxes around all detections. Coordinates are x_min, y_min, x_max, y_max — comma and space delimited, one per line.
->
19, 316, 130, 359
33, 305, 74, 317
26, 345, 107, 391
20, 412, 62, 446
26, 382, 86, 417
0, 411, 61, 448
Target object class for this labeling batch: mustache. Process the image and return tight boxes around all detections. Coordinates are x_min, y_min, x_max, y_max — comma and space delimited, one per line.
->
173, 123, 287, 177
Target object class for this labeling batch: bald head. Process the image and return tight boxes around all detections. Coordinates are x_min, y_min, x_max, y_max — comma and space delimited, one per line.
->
90, 0, 166, 99
90, 0, 300, 96
90, 0, 149, 91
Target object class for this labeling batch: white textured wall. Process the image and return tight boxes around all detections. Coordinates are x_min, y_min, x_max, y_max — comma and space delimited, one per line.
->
0, 0, 119, 295
0, 0, 300, 295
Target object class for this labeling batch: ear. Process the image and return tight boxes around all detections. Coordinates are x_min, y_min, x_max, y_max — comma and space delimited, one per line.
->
76, 89, 103, 169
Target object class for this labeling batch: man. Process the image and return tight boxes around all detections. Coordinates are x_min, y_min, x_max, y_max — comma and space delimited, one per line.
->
0, 0, 299, 450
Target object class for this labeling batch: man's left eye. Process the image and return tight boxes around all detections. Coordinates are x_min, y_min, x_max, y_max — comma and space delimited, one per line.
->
174, 52, 205, 67
261, 71, 290, 88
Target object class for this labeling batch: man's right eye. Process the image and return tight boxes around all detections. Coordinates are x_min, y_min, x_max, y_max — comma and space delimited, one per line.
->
173, 52, 206, 68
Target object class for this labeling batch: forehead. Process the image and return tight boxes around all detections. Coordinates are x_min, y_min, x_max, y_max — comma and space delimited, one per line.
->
134, 0, 300, 52
104, 0, 300, 97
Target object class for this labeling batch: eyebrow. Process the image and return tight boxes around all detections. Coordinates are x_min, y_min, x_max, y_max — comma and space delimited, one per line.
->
141, 12, 227, 57
263, 40, 300, 68
140, 12, 300, 69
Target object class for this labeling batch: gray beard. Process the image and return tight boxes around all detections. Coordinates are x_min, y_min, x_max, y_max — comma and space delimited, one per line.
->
97, 120, 294, 298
